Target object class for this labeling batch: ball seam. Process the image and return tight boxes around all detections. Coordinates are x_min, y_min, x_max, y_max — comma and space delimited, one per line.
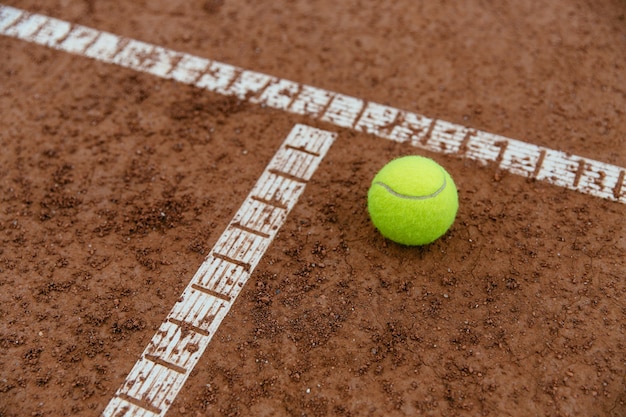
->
372, 173, 447, 201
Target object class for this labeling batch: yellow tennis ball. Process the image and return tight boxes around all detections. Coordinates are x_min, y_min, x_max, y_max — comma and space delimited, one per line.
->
367, 155, 459, 246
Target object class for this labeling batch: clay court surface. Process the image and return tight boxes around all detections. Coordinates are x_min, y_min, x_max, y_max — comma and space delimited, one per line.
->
1, 1, 625, 416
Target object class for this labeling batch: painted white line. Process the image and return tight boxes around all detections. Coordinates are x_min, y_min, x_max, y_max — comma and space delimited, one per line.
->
195, 61, 240, 95
0, 3, 624, 205
227, 70, 275, 101
426, 120, 467, 155
499, 138, 543, 178
168, 53, 211, 85
101, 124, 336, 416
257, 78, 300, 109
0, 4, 21, 31
355, 102, 399, 138
463, 131, 506, 164
320, 93, 366, 128
113, 40, 179, 78
384, 111, 433, 145
1, 9, 47, 38
289, 85, 335, 117
58, 24, 100, 53
536, 149, 580, 188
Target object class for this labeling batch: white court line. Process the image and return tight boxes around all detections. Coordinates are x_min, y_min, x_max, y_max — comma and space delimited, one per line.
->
0, 4, 624, 204
101, 124, 336, 416
0, 4, 623, 416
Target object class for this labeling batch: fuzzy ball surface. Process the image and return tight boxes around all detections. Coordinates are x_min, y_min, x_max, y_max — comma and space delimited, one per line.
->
367, 155, 458, 246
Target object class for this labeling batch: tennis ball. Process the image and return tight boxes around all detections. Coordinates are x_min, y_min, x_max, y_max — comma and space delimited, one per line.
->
367, 155, 458, 246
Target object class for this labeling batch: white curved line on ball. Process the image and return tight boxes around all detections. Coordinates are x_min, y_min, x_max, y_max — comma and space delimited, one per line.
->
374, 175, 447, 201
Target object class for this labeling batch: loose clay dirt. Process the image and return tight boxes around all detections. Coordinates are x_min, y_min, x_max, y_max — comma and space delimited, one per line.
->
1, 1, 624, 416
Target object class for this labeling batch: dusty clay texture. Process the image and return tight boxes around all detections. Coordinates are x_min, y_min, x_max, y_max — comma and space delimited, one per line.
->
0, 1, 624, 416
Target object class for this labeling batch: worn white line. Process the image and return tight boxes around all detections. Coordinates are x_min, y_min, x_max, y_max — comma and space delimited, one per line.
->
168, 53, 210, 84
0, 3, 623, 415
499, 138, 543, 178
536, 149, 580, 188
196, 61, 239, 94
320, 93, 366, 128
228, 70, 275, 101
464, 131, 506, 163
289, 85, 335, 117
257, 78, 300, 109
355, 102, 400, 138
3, 5, 620, 203
232, 198, 287, 236
98, 124, 335, 416
0, 4, 21, 30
